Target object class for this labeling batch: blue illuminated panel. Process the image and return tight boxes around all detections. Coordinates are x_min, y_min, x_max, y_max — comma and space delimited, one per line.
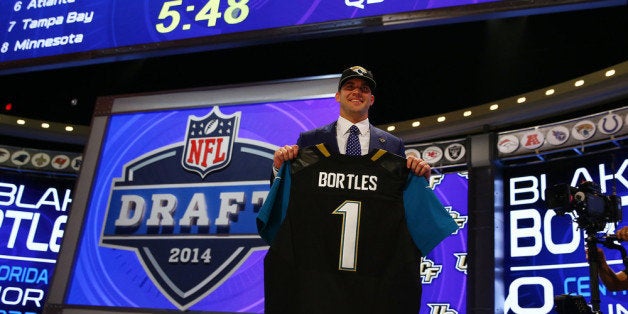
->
421, 172, 468, 314
502, 149, 628, 313
0, 170, 75, 314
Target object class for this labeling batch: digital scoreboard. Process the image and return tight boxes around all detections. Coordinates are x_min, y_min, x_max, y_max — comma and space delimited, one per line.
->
0, 0, 506, 70
2, 0, 624, 73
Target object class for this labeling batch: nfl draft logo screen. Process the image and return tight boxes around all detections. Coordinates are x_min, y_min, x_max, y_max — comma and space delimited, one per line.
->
100, 107, 271, 311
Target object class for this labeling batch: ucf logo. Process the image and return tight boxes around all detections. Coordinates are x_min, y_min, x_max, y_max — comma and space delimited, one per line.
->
101, 106, 271, 310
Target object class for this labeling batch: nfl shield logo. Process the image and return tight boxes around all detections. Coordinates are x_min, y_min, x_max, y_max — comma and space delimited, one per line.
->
182, 107, 240, 178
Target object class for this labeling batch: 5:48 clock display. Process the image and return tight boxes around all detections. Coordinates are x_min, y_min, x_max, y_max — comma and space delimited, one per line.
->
156, 0, 249, 33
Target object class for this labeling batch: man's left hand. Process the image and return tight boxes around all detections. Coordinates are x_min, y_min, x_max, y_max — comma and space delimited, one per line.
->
407, 155, 431, 179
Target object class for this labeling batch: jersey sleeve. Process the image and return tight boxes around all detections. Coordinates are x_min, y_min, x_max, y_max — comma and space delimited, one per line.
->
403, 175, 459, 255
257, 162, 292, 245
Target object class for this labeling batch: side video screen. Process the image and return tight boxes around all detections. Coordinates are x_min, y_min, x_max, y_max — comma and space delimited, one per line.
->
0, 169, 76, 314
502, 148, 628, 313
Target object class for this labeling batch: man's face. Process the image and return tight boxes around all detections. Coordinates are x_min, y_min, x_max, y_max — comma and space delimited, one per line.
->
335, 78, 375, 123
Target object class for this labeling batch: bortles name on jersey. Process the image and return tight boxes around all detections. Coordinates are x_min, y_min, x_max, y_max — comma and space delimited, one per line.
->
317, 171, 378, 191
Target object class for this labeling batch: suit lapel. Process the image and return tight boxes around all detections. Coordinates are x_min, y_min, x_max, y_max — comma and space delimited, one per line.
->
369, 125, 388, 151
323, 122, 340, 154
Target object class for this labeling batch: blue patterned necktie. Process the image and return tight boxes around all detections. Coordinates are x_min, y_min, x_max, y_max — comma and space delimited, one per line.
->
346, 125, 361, 156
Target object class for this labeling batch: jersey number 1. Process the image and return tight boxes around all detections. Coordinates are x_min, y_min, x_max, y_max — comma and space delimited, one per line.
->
332, 201, 361, 271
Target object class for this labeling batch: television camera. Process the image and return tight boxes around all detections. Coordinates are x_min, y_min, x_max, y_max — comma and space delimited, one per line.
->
544, 181, 622, 232
544, 181, 624, 314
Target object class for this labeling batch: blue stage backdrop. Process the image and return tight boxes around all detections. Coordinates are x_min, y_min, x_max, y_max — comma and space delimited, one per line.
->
421, 171, 468, 314
55, 88, 467, 313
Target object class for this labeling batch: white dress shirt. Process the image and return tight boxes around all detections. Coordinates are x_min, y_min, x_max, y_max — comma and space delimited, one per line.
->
336, 117, 370, 156
272, 117, 372, 175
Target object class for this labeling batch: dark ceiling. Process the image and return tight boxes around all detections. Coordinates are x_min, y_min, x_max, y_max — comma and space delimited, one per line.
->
0, 5, 626, 144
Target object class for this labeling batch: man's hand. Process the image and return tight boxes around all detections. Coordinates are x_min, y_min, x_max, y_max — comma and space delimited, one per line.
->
273, 145, 299, 170
616, 226, 628, 241
406, 155, 431, 179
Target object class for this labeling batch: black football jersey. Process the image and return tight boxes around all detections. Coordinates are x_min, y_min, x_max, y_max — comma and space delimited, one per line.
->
265, 145, 421, 314
263, 144, 424, 314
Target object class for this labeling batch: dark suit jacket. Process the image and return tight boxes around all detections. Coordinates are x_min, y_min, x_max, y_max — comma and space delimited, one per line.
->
270, 121, 407, 183
296, 121, 406, 157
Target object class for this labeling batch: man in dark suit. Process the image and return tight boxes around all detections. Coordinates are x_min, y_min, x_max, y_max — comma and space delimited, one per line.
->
272, 65, 431, 178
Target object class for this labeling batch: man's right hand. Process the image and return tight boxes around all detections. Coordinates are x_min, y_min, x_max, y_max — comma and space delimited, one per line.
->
273, 145, 299, 170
